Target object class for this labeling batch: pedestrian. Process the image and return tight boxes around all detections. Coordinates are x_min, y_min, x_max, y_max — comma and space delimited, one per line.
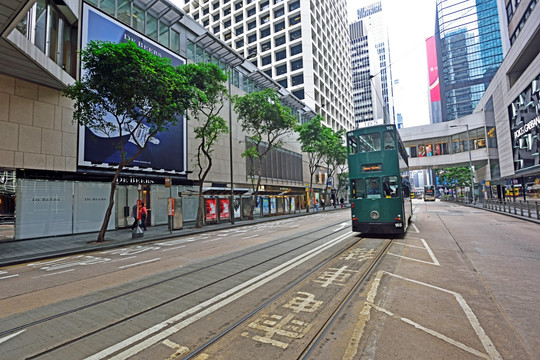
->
140, 202, 148, 231
340, 198, 344, 208
130, 202, 139, 230
315, 199, 319, 212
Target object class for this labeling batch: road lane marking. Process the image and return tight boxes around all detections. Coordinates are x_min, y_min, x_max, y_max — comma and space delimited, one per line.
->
344, 271, 502, 360
0, 329, 26, 345
118, 258, 160, 269
0, 274, 19, 280
242, 234, 260, 239
161, 245, 186, 252
31, 269, 75, 278
411, 223, 420, 233
389, 238, 439, 266
85, 231, 353, 360
333, 222, 349, 232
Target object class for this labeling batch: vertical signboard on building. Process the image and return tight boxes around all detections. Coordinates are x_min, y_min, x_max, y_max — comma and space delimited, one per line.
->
79, 4, 187, 173
426, 36, 440, 102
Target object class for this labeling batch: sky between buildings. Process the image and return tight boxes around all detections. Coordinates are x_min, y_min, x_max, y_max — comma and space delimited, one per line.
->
348, 0, 436, 128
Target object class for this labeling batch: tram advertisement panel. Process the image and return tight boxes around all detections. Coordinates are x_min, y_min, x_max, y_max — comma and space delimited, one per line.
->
79, 4, 187, 173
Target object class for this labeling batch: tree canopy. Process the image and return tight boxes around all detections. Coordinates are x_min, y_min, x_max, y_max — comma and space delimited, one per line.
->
233, 88, 297, 219
63, 40, 202, 242
436, 167, 472, 188
180, 63, 229, 228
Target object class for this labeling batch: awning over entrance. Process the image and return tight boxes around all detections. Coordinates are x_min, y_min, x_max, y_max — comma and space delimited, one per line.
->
201, 187, 250, 196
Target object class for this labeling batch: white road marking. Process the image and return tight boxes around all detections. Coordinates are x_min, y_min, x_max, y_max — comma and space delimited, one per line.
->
333, 222, 349, 232
85, 232, 353, 360
345, 271, 503, 360
161, 245, 186, 252
242, 234, 260, 239
0, 329, 26, 345
31, 269, 75, 278
411, 223, 420, 233
118, 258, 160, 269
0, 274, 19, 280
389, 238, 439, 266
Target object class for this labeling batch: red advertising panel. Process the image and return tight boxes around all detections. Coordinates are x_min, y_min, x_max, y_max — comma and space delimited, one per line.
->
205, 198, 217, 221
426, 36, 441, 102
220, 198, 230, 219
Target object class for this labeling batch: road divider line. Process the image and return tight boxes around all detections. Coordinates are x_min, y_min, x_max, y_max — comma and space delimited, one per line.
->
118, 258, 160, 269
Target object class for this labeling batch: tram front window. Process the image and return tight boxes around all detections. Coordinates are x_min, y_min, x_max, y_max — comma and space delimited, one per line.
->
366, 177, 381, 198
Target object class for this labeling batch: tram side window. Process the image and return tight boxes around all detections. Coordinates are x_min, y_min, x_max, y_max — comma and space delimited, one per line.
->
348, 134, 358, 154
401, 179, 411, 198
351, 178, 365, 199
366, 177, 381, 198
383, 131, 395, 150
358, 133, 381, 152
383, 176, 399, 198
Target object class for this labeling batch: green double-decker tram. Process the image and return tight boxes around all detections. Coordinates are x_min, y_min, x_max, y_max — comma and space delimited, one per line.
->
347, 124, 412, 235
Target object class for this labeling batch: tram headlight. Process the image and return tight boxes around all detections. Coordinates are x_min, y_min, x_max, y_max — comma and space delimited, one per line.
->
370, 210, 380, 220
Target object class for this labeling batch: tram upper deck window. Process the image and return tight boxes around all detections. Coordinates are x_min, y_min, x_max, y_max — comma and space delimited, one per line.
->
383, 131, 395, 150
351, 178, 365, 199
348, 134, 358, 154
358, 132, 381, 152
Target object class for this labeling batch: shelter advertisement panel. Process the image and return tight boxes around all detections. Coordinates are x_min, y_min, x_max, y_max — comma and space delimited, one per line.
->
206, 198, 217, 221
219, 198, 230, 219
79, 4, 187, 173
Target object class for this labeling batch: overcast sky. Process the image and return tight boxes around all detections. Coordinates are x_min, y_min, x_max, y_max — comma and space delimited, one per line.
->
347, 0, 437, 128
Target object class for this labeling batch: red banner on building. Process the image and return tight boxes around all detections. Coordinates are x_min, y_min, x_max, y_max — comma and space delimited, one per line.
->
426, 36, 441, 102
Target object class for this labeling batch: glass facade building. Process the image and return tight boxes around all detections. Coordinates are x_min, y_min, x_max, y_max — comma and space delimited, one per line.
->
436, 0, 504, 121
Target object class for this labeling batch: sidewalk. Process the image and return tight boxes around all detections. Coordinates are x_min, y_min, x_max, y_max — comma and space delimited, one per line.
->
0, 207, 343, 268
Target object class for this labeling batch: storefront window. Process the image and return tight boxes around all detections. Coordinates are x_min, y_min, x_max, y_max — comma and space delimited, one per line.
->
487, 127, 497, 148
477, 128, 486, 148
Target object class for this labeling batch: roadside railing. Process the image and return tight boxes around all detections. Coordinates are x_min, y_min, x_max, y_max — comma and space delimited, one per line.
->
483, 198, 540, 220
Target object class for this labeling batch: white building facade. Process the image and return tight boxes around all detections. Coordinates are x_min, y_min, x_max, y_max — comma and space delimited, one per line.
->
177, 0, 355, 132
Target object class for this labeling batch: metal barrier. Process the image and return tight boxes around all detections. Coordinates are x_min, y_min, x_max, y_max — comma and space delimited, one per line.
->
483, 198, 539, 220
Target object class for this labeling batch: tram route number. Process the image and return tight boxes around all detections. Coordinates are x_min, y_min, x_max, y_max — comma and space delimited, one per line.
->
394, 223, 403, 228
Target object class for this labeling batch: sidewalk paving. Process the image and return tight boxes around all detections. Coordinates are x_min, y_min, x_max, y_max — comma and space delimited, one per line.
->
0, 207, 342, 268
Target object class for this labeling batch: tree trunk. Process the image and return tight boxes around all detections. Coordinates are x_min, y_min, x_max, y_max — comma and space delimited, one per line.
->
196, 183, 205, 228
96, 166, 123, 242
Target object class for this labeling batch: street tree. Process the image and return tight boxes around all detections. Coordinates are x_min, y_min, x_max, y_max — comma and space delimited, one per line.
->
233, 88, 297, 219
324, 129, 347, 207
296, 115, 333, 212
179, 63, 229, 228
63, 40, 201, 242
436, 166, 473, 195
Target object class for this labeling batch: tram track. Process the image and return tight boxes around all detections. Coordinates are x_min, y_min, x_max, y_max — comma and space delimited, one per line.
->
177, 237, 393, 360
1, 218, 353, 359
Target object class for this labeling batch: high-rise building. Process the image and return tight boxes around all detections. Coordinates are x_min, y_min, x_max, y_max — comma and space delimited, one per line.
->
355, 0, 395, 125
350, 20, 384, 127
178, 0, 354, 132
436, 0, 504, 121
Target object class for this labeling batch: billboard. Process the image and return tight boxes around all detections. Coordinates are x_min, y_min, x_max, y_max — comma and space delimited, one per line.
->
426, 36, 441, 102
79, 4, 187, 173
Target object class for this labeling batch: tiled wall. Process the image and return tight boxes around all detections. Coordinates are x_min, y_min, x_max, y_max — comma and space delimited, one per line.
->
0, 74, 77, 171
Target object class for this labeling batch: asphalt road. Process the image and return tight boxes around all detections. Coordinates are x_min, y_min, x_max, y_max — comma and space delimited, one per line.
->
0, 200, 538, 360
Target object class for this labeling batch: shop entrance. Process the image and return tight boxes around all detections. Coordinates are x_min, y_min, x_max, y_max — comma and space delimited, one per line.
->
116, 184, 152, 229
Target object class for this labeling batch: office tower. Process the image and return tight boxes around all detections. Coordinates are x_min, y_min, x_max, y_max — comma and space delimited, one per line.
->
350, 20, 384, 127
179, 0, 354, 132
355, 0, 395, 125
426, 36, 443, 124
436, 0, 504, 121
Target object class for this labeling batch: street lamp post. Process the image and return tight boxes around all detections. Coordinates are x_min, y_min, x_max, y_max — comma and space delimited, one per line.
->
450, 124, 475, 204
229, 67, 235, 224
